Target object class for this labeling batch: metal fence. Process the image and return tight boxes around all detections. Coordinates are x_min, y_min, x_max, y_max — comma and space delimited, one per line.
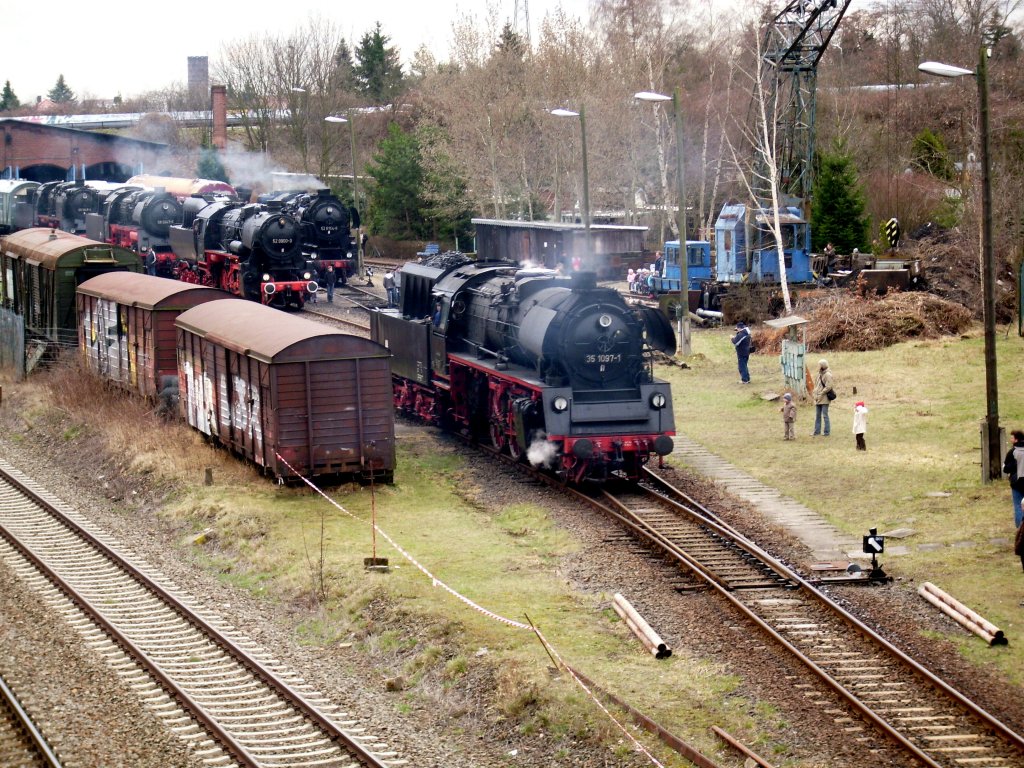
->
0, 310, 25, 380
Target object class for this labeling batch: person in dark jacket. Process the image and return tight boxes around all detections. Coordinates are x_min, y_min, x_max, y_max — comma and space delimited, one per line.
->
1003, 429, 1024, 529
324, 265, 337, 303
731, 322, 751, 384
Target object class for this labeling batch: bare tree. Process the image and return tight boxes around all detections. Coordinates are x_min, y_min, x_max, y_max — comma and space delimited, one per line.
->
723, 25, 796, 313
213, 17, 357, 186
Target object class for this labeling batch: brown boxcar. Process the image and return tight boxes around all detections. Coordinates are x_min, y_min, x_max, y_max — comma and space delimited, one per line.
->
175, 300, 395, 483
77, 273, 233, 399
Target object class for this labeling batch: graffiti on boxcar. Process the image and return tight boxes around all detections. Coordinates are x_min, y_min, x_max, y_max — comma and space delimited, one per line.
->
229, 373, 263, 447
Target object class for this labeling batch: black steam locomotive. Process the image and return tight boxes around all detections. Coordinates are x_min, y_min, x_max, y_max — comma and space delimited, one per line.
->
35, 180, 124, 234
259, 188, 358, 280
169, 197, 317, 309
370, 253, 676, 483
84, 185, 184, 276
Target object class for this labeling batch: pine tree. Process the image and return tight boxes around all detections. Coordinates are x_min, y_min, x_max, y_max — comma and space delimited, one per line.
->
418, 124, 474, 243
811, 143, 870, 254
47, 74, 75, 103
332, 39, 357, 92
353, 23, 405, 105
197, 146, 230, 183
0, 80, 20, 111
365, 122, 425, 239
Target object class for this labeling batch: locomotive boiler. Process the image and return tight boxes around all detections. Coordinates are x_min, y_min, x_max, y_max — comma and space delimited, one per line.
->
169, 198, 316, 309
371, 254, 676, 483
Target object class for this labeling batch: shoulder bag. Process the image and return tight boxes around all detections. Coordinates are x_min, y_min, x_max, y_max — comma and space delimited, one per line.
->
820, 374, 837, 401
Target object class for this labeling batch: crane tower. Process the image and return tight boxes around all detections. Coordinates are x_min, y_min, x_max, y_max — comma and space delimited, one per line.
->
756, 0, 851, 206
714, 0, 851, 286
514, 0, 532, 49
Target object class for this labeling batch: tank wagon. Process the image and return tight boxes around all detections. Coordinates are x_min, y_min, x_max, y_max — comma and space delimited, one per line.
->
125, 175, 236, 198
371, 253, 675, 483
176, 300, 395, 483
0, 228, 141, 361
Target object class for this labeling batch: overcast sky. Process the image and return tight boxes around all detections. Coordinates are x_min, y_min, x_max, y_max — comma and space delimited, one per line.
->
3, 0, 594, 105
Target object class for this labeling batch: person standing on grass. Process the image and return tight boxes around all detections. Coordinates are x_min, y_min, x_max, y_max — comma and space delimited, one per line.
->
780, 393, 796, 440
811, 359, 835, 436
731, 322, 751, 384
1003, 430, 1024, 529
853, 401, 868, 451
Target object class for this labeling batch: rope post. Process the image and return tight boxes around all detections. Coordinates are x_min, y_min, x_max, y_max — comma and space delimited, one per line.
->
363, 445, 389, 572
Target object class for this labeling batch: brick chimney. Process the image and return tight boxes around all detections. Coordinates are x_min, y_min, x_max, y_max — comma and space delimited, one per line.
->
211, 85, 227, 150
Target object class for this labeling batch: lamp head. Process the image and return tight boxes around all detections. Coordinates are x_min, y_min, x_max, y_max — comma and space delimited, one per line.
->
634, 91, 672, 102
918, 61, 974, 78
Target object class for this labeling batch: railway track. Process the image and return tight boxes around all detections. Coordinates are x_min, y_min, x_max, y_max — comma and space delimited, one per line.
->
0, 460, 404, 768
588, 468, 1024, 767
0, 671, 62, 768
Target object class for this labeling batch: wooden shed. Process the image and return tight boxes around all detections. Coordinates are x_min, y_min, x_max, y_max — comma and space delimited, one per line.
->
176, 300, 395, 483
0, 228, 141, 362
77, 273, 233, 399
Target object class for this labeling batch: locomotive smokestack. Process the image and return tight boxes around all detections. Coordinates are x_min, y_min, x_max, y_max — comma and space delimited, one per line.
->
571, 271, 597, 291
211, 84, 227, 150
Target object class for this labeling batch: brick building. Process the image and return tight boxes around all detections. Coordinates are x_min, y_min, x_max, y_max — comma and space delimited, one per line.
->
1, 119, 169, 183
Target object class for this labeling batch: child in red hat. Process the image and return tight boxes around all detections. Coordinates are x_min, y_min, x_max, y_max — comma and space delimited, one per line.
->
853, 401, 868, 451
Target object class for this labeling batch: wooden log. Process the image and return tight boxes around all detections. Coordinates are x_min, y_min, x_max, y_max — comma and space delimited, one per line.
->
612, 593, 672, 659
918, 582, 1007, 646
712, 726, 777, 768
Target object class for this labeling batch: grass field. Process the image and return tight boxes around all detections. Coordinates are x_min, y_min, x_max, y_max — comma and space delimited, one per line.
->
660, 322, 1024, 685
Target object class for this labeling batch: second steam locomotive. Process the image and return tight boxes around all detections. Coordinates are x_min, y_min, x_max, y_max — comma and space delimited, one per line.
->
371, 253, 676, 483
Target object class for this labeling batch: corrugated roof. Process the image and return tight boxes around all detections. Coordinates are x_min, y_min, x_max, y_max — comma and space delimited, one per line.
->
175, 300, 386, 363
0, 227, 137, 268
77, 272, 232, 310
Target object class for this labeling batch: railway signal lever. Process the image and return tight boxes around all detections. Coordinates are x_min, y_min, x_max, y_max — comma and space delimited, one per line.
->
861, 527, 888, 581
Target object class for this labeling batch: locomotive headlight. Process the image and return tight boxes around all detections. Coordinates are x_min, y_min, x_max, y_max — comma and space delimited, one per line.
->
303, 271, 312, 280
650, 392, 667, 410
552, 396, 569, 412
262, 273, 272, 282
598, 314, 613, 329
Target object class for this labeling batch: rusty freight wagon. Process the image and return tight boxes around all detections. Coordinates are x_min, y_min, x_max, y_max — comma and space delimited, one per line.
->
0, 227, 142, 369
77, 272, 232, 399
175, 300, 395, 483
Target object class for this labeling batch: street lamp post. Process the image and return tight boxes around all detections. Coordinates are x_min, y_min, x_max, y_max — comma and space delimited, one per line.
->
635, 89, 691, 356
551, 107, 592, 265
920, 47, 1001, 481
325, 114, 362, 277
